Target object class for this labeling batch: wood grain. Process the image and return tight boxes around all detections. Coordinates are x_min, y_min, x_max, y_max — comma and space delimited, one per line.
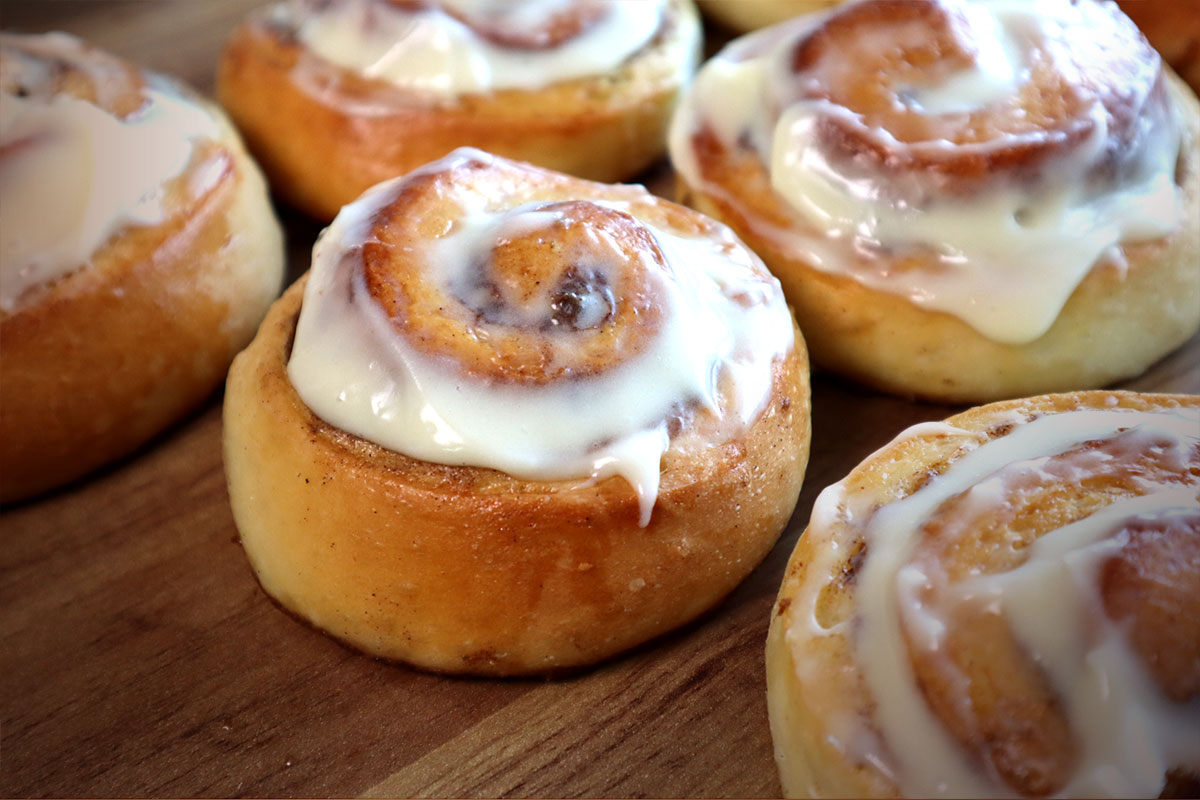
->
1, 3, 1197, 797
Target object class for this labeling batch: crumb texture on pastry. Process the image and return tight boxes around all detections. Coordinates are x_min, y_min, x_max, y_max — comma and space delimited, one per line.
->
670, 0, 1200, 402
217, 0, 701, 220
224, 149, 811, 675
767, 391, 1200, 798
0, 32, 284, 503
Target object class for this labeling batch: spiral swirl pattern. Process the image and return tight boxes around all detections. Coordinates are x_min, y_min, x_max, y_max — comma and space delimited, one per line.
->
670, 0, 1186, 345
287, 149, 795, 525
782, 0, 1164, 192
363, 186, 669, 385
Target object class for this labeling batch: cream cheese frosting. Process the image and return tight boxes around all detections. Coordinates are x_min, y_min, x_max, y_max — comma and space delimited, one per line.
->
669, 0, 1184, 344
286, 149, 795, 525
0, 33, 219, 311
289, 0, 667, 96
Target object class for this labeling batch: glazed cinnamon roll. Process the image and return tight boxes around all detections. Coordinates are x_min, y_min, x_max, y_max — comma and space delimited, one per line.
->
223, 149, 811, 675
217, 0, 702, 221
0, 33, 284, 503
767, 391, 1200, 798
670, 0, 1200, 402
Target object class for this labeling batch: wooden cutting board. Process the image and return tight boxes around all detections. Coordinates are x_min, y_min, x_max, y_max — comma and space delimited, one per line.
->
2, 3, 1197, 796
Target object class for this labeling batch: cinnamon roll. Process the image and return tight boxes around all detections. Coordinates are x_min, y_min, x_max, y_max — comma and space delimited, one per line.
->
216, 0, 702, 221
223, 149, 811, 675
767, 390, 1200, 798
0, 33, 284, 503
670, 0, 1200, 402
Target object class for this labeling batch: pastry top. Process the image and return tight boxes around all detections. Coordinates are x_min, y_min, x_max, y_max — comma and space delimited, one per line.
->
669, 0, 1186, 345
287, 148, 797, 525
0, 32, 228, 312
259, 0, 683, 100
777, 392, 1199, 797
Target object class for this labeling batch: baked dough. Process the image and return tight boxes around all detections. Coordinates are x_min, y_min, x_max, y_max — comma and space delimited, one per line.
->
767, 390, 1200, 797
217, 0, 701, 221
0, 32, 284, 503
670, 0, 1200, 403
223, 149, 811, 675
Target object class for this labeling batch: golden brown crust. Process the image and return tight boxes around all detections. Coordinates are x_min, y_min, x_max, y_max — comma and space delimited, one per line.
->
224, 276, 811, 675
766, 391, 1200, 798
216, 0, 700, 221
0, 42, 284, 504
677, 71, 1200, 403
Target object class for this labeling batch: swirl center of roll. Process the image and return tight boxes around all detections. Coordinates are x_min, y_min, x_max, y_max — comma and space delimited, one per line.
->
363, 199, 664, 385
782, 0, 1158, 191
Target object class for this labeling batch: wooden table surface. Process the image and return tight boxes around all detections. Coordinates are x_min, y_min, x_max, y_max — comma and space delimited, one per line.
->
2, 2, 1197, 797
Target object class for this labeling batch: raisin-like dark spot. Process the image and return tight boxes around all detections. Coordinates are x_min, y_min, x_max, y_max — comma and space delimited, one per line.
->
547, 267, 612, 330
550, 279, 586, 327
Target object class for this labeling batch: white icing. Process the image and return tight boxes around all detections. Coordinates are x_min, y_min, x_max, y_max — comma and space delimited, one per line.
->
0, 44, 219, 311
795, 405, 1200, 797
293, 0, 666, 95
668, 0, 1184, 344
904, 2, 1023, 114
963, 495, 1200, 796
287, 149, 795, 526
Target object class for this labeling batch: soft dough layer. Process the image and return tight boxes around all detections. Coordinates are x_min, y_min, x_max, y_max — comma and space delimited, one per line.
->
223, 152, 812, 675
766, 391, 1200, 798
217, 0, 701, 221
0, 33, 284, 503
